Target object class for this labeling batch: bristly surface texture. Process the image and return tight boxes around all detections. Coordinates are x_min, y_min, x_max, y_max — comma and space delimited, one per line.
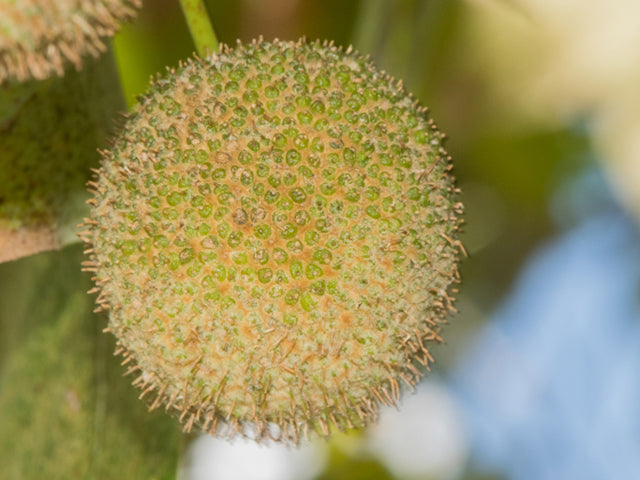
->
82, 39, 464, 444
0, 0, 140, 83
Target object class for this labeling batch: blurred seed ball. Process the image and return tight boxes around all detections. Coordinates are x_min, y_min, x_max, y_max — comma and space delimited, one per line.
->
0, 0, 141, 83
0, 52, 126, 263
82, 39, 464, 443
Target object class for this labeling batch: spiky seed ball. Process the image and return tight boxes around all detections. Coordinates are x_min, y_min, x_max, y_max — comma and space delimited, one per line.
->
0, 0, 140, 83
83, 39, 463, 443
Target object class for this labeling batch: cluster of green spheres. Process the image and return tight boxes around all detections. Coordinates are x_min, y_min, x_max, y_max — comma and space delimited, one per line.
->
84, 39, 463, 443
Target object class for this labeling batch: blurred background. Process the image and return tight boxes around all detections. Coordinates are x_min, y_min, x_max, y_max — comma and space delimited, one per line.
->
2, 0, 639, 479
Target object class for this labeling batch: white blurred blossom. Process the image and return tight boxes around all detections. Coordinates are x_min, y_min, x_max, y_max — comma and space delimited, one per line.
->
179, 434, 326, 480
367, 381, 469, 480
464, 0, 640, 220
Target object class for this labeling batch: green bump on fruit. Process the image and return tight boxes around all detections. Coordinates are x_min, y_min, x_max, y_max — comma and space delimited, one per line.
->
0, 0, 141, 83
83, 39, 464, 443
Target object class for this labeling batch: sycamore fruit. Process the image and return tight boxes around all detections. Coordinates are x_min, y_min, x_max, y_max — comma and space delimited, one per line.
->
81, 39, 464, 443
0, 0, 140, 82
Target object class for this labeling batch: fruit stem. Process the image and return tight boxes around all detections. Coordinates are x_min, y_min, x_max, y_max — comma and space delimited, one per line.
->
178, 0, 219, 56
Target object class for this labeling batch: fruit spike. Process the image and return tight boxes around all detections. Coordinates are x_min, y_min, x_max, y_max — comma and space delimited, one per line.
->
0, 0, 141, 83
82, 38, 464, 444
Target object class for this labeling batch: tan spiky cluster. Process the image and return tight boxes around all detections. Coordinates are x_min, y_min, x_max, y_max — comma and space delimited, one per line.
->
81, 39, 464, 443
0, 0, 141, 83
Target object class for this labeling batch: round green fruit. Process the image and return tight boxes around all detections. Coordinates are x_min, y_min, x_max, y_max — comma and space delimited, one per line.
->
82, 39, 464, 443
0, 0, 140, 82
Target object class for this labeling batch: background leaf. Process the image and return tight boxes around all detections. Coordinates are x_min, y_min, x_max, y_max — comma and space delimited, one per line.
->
0, 245, 183, 479
0, 51, 124, 263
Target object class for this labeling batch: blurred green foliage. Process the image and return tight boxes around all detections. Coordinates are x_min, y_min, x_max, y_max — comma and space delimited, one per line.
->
0, 53, 123, 233
315, 445, 395, 480
0, 246, 182, 479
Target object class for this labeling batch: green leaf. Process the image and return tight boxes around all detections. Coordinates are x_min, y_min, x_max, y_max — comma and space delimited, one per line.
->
0, 245, 183, 479
0, 51, 125, 263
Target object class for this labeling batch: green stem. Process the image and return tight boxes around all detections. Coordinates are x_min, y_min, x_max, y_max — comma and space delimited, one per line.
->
178, 0, 219, 56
